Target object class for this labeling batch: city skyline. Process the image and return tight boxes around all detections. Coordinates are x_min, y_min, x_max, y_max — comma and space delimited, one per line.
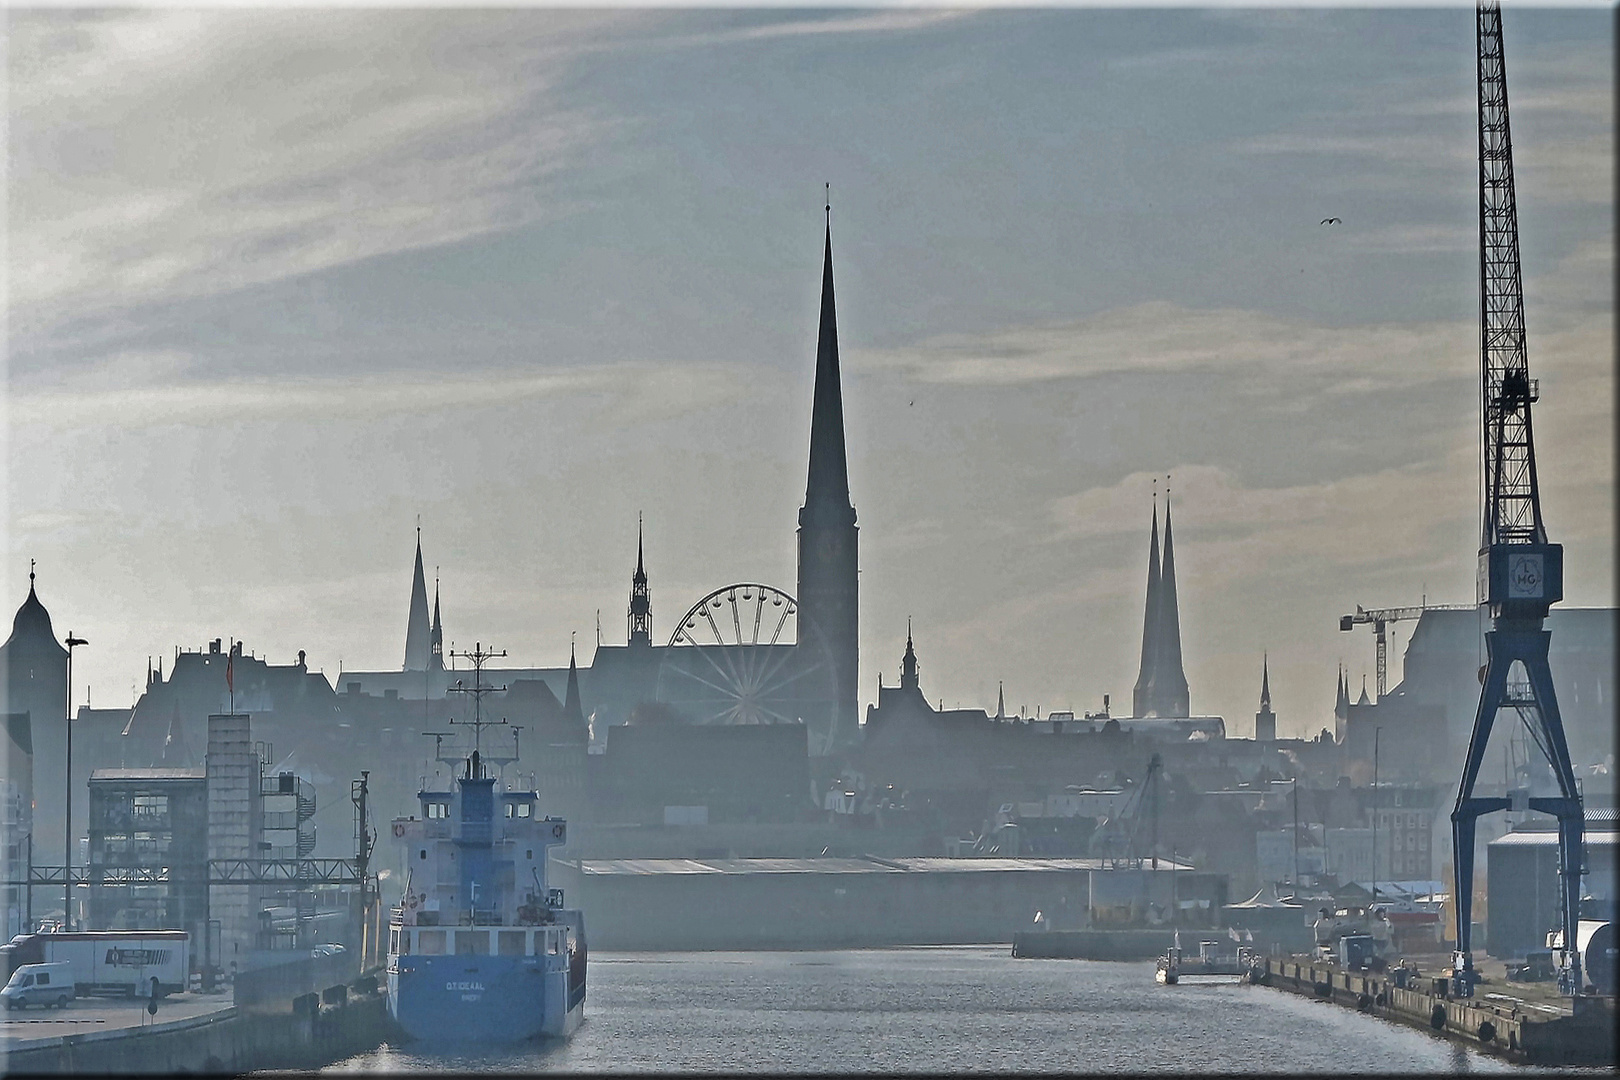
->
6, 6, 1613, 737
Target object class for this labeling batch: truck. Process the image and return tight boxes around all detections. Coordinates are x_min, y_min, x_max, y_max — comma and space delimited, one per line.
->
2, 962, 76, 1010
0, 931, 188, 998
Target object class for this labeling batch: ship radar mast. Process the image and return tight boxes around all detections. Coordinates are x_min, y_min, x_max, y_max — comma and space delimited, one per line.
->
440, 641, 521, 778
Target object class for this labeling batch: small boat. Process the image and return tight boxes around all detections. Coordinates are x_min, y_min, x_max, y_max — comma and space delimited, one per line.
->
1155, 930, 1182, 984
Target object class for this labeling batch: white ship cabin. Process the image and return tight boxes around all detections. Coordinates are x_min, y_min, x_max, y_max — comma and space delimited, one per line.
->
389, 750, 571, 959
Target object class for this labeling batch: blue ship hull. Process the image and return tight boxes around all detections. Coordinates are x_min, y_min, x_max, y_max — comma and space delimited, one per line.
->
387, 953, 580, 1043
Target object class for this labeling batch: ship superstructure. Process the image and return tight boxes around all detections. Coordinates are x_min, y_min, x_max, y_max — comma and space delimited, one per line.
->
386, 643, 585, 1043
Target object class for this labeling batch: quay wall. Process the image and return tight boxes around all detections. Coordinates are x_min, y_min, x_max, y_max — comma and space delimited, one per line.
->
1258, 956, 1616, 1068
2, 964, 394, 1073
1012, 929, 1177, 960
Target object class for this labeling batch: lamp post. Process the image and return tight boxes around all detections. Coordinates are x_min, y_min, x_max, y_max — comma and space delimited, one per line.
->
1291, 776, 1300, 898
1372, 726, 1381, 908
64, 631, 87, 931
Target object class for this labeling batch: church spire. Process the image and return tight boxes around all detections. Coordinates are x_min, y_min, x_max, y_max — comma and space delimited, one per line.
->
628, 514, 652, 646
429, 571, 444, 672
1254, 653, 1277, 742
1334, 664, 1350, 721
1132, 488, 1162, 718
996, 681, 1006, 722
1356, 674, 1371, 707
565, 637, 586, 729
403, 527, 432, 671
803, 189, 854, 523
796, 191, 861, 753
1147, 490, 1191, 717
899, 619, 919, 691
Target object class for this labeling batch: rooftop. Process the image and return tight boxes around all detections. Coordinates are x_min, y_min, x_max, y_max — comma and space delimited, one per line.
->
570, 855, 1196, 876
88, 767, 206, 782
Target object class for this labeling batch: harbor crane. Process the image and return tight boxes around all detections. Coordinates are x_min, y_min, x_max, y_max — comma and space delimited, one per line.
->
1338, 603, 1473, 699
1450, 1, 1584, 998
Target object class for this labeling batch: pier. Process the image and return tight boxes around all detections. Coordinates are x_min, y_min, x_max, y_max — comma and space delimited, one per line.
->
0, 957, 394, 1074
1255, 952, 1615, 1067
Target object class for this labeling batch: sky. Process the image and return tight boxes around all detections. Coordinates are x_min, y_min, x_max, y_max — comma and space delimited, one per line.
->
4, 4, 1613, 739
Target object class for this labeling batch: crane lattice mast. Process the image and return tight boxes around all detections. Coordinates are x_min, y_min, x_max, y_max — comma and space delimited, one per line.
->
1448, 0, 1584, 998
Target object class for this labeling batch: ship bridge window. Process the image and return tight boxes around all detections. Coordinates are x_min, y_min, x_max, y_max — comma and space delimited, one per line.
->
504, 801, 533, 819
425, 802, 450, 819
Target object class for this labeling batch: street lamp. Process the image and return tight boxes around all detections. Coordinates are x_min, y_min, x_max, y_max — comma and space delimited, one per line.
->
1372, 726, 1381, 909
64, 631, 87, 931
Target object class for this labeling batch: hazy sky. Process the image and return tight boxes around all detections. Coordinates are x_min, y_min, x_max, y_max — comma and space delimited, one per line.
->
5, 5, 1612, 739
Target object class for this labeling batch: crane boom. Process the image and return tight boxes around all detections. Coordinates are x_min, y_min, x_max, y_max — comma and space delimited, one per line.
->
1449, 1, 1584, 999
1338, 603, 1473, 698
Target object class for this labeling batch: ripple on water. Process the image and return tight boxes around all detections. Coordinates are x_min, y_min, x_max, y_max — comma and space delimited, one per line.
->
322, 946, 1549, 1074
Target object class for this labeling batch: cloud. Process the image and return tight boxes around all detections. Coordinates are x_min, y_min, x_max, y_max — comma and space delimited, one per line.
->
657, 8, 973, 48
1047, 461, 1473, 576
851, 301, 1476, 392
10, 357, 752, 431
7, 9, 627, 331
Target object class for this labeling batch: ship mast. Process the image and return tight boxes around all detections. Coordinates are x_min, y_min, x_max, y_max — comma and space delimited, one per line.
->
446, 642, 513, 778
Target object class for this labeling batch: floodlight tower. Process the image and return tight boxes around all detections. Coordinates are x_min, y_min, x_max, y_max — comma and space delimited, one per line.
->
1449, 1, 1585, 998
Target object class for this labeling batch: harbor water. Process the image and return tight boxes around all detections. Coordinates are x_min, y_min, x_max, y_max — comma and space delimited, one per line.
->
323, 946, 1553, 1073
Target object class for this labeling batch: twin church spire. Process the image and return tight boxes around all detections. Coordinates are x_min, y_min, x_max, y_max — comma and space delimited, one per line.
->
1131, 486, 1190, 718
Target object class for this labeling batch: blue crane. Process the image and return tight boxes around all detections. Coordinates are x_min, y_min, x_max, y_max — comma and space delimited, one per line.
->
1448, 1, 1585, 999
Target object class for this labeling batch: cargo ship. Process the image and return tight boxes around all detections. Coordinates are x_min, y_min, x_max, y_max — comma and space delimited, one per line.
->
385, 646, 585, 1043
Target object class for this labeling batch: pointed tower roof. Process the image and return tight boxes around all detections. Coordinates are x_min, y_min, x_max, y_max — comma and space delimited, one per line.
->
802, 194, 855, 527
565, 639, 586, 728
996, 681, 1006, 722
1147, 495, 1191, 717
429, 572, 445, 673
628, 514, 652, 646
5, 561, 67, 656
1131, 498, 1162, 717
1356, 675, 1371, 707
899, 619, 919, 691
1260, 653, 1271, 709
1334, 664, 1350, 721
404, 530, 432, 671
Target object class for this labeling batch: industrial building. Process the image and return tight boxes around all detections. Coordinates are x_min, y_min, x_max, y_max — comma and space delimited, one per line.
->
1486, 811, 1617, 959
553, 854, 1225, 950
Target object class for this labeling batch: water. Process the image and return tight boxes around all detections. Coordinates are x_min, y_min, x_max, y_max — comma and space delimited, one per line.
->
326, 946, 1540, 1073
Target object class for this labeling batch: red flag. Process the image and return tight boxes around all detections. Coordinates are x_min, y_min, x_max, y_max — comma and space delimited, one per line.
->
225, 651, 234, 695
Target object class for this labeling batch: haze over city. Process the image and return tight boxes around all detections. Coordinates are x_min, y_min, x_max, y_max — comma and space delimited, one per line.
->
6, 4, 1613, 737
2, 4, 1617, 1073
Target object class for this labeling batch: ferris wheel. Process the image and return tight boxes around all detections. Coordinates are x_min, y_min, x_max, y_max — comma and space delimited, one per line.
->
655, 583, 836, 732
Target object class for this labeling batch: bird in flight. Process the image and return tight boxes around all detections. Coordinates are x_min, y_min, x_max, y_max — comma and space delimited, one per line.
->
1320, 217, 1342, 225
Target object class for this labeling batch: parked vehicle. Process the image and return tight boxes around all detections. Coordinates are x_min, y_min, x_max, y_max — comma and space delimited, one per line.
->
2, 962, 75, 1010
0, 932, 188, 997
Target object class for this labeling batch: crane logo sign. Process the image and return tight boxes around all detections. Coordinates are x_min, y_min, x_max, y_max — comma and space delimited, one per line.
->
1508, 554, 1543, 598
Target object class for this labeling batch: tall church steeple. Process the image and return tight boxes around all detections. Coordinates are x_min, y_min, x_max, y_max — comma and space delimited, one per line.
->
565, 638, 586, 729
1254, 653, 1276, 742
1146, 493, 1191, 717
429, 571, 444, 673
797, 191, 860, 752
403, 528, 432, 671
1132, 490, 1162, 718
899, 619, 919, 691
628, 515, 652, 647
803, 193, 855, 525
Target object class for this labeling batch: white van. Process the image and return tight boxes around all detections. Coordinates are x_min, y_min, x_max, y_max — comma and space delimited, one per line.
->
3, 962, 75, 1010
